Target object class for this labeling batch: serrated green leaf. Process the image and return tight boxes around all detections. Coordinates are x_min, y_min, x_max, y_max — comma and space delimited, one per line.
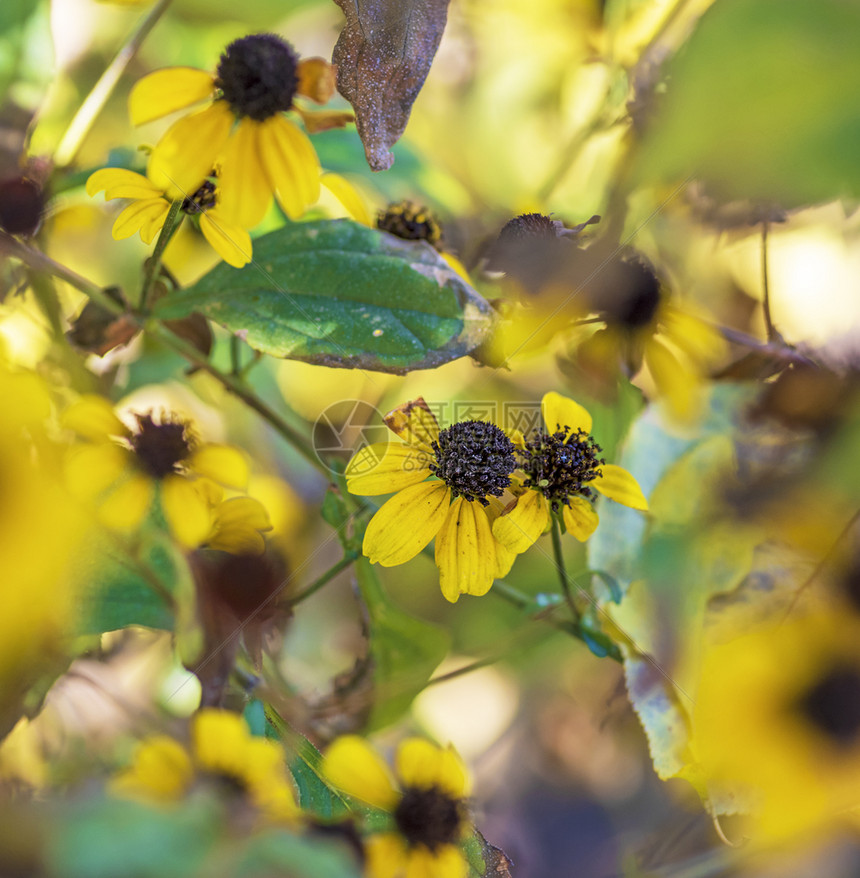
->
154, 220, 495, 374
635, 0, 860, 207
355, 558, 450, 728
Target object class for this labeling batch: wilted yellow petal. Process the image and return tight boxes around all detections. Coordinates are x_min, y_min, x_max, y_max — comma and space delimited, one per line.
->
129, 67, 215, 126
147, 102, 232, 200
160, 474, 213, 547
363, 482, 450, 566
562, 496, 599, 541
257, 114, 320, 219
383, 398, 440, 450
112, 198, 169, 243
188, 444, 249, 489
491, 490, 548, 554
345, 443, 433, 495
199, 212, 253, 268
435, 498, 497, 602
322, 736, 399, 810
217, 120, 272, 228
320, 172, 372, 226
98, 473, 154, 532
62, 394, 129, 440
593, 464, 649, 511
541, 390, 592, 436
296, 57, 337, 103
87, 168, 163, 200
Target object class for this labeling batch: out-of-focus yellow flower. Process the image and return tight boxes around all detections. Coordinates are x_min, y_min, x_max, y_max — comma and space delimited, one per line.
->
129, 34, 338, 225
692, 611, 860, 846
346, 399, 517, 603
87, 168, 251, 267
323, 736, 472, 878
111, 708, 300, 823
62, 394, 250, 548
492, 391, 648, 554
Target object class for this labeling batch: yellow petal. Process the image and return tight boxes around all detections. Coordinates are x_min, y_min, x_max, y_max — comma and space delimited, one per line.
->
187, 444, 249, 490
494, 540, 517, 578
62, 394, 129, 440
363, 482, 450, 567
207, 497, 271, 555
110, 736, 193, 803
366, 834, 409, 878
296, 57, 336, 104
644, 335, 703, 423
129, 67, 216, 126
192, 709, 249, 776
345, 443, 433, 495
441, 251, 472, 283
320, 172, 372, 226
216, 120, 272, 228
64, 442, 132, 500
383, 398, 441, 450
322, 736, 399, 810
541, 390, 592, 436
147, 102, 233, 200
160, 474, 213, 547
397, 738, 470, 799
199, 212, 253, 267
562, 496, 599, 541
435, 498, 497, 603
491, 491, 548, 554
98, 473, 154, 532
112, 198, 170, 243
257, 114, 320, 219
593, 464, 648, 511
87, 168, 163, 200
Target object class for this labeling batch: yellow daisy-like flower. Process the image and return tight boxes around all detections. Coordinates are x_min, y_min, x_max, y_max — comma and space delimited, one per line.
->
323, 736, 472, 878
130, 33, 332, 226
692, 612, 860, 846
492, 391, 648, 554
572, 254, 726, 422
62, 394, 250, 548
111, 709, 300, 823
345, 399, 517, 603
86, 167, 251, 267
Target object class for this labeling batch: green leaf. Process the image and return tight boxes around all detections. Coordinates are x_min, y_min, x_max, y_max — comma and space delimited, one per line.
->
355, 558, 451, 729
230, 830, 362, 878
635, 0, 860, 207
153, 220, 495, 374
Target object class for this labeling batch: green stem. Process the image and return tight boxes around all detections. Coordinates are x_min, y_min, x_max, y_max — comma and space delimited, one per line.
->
53, 0, 175, 167
551, 514, 580, 621
287, 551, 358, 606
139, 200, 182, 312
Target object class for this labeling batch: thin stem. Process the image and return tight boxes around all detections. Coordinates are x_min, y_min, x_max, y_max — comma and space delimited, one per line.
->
551, 514, 580, 621
427, 655, 500, 686
716, 324, 816, 366
760, 220, 776, 342
287, 551, 358, 606
139, 201, 182, 312
53, 0, 175, 167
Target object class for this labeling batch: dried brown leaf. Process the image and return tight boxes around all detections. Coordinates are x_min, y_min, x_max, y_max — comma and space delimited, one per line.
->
331, 0, 451, 171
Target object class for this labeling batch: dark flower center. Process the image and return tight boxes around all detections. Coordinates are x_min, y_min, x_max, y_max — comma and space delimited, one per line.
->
596, 256, 662, 329
130, 414, 191, 479
430, 421, 515, 505
394, 785, 462, 851
182, 179, 216, 215
377, 201, 442, 249
205, 770, 249, 797
496, 212, 561, 244
215, 34, 299, 121
519, 428, 604, 513
798, 665, 860, 747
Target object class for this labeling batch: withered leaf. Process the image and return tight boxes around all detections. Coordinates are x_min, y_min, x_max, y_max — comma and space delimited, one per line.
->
331, 0, 451, 171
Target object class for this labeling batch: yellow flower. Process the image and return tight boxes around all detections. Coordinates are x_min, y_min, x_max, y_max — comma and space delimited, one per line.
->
323, 736, 472, 878
492, 391, 648, 554
111, 709, 300, 823
345, 399, 517, 603
570, 253, 726, 422
692, 612, 860, 846
129, 34, 334, 226
86, 167, 251, 267
62, 395, 250, 548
